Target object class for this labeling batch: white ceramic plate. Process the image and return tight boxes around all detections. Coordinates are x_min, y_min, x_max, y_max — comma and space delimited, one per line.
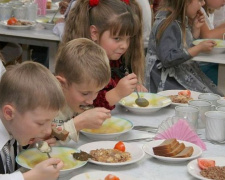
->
193, 39, 225, 54
143, 139, 202, 162
157, 90, 201, 106
119, 92, 171, 114
46, 3, 59, 13
80, 116, 133, 140
16, 147, 87, 175
187, 157, 225, 180
78, 141, 145, 166
0, 20, 36, 30
70, 171, 138, 180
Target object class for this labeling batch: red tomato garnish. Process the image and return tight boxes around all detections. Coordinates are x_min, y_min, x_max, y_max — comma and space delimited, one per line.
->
178, 90, 191, 97
197, 159, 215, 170
7, 17, 17, 25
114, 141, 125, 152
105, 174, 120, 180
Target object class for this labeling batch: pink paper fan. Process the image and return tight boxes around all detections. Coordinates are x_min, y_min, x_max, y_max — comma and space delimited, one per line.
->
155, 117, 206, 150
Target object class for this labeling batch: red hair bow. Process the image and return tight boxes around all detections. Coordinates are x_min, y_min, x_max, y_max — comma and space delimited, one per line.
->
89, 0, 99, 7
121, 0, 129, 5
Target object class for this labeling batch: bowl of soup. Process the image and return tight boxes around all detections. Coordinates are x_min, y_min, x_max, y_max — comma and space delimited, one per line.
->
16, 147, 87, 175
80, 116, 133, 140
36, 16, 59, 30
119, 92, 172, 114
193, 39, 225, 54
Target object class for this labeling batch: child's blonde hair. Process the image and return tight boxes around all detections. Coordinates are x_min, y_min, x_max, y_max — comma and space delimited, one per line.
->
156, 0, 191, 46
0, 62, 65, 114
55, 38, 110, 87
62, 0, 145, 83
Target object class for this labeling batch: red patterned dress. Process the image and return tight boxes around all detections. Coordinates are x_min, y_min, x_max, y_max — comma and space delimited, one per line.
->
93, 59, 128, 110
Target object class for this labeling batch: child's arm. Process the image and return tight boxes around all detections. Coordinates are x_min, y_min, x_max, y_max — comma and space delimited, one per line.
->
200, 23, 225, 39
23, 158, 63, 180
188, 40, 216, 57
74, 107, 111, 131
93, 73, 138, 109
105, 73, 138, 106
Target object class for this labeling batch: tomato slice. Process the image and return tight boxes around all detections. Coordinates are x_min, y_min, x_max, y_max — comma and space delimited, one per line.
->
197, 159, 215, 170
104, 174, 120, 180
114, 141, 125, 152
7, 17, 18, 25
178, 90, 191, 97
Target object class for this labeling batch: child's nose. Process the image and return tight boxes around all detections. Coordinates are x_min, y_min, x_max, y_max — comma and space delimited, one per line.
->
85, 98, 94, 105
44, 125, 52, 137
120, 40, 129, 49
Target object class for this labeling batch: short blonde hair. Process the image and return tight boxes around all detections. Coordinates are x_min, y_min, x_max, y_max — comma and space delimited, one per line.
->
55, 38, 110, 87
0, 62, 65, 114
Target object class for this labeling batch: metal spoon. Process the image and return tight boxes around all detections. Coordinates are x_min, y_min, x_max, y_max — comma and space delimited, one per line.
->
134, 89, 149, 107
35, 141, 56, 168
48, 8, 59, 24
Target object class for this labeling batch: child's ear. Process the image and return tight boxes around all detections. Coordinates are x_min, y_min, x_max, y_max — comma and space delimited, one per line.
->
56, 75, 68, 89
3, 105, 15, 121
90, 25, 99, 42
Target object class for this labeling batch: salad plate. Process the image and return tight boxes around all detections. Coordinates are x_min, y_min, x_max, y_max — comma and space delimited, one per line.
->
157, 90, 201, 106
187, 157, 225, 180
78, 141, 145, 166
143, 139, 202, 162
70, 171, 138, 180
0, 20, 36, 30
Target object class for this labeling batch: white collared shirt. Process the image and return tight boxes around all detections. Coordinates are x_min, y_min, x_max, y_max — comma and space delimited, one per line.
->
0, 119, 24, 180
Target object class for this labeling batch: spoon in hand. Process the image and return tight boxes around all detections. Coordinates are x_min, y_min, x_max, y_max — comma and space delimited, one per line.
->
134, 89, 149, 107
36, 141, 56, 168
48, 8, 59, 24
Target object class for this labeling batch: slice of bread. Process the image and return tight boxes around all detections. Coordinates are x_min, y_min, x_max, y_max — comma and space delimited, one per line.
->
153, 140, 179, 155
51, 126, 69, 141
163, 143, 185, 157
153, 138, 178, 152
173, 146, 194, 158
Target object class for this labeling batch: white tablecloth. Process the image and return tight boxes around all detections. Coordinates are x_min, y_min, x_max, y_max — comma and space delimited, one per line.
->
58, 105, 225, 180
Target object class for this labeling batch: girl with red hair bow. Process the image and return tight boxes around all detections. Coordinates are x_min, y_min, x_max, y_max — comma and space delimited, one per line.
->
61, 0, 147, 110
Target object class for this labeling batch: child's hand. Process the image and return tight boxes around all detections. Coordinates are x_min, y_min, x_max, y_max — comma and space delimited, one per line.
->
45, 137, 57, 147
55, 18, 65, 24
23, 158, 63, 180
115, 73, 138, 99
136, 84, 148, 92
75, 107, 111, 130
193, 10, 205, 29
198, 40, 216, 52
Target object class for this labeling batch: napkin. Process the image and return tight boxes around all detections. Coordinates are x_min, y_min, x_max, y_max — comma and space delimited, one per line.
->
154, 119, 206, 150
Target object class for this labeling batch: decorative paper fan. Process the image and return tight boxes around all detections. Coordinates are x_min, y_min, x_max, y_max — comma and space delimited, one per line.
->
154, 117, 206, 150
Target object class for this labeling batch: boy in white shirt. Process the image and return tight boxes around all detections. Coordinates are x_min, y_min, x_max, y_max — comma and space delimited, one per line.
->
0, 62, 65, 180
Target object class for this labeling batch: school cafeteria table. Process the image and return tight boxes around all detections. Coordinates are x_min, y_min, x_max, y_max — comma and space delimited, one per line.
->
58, 105, 225, 180
192, 53, 225, 95
0, 24, 60, 72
